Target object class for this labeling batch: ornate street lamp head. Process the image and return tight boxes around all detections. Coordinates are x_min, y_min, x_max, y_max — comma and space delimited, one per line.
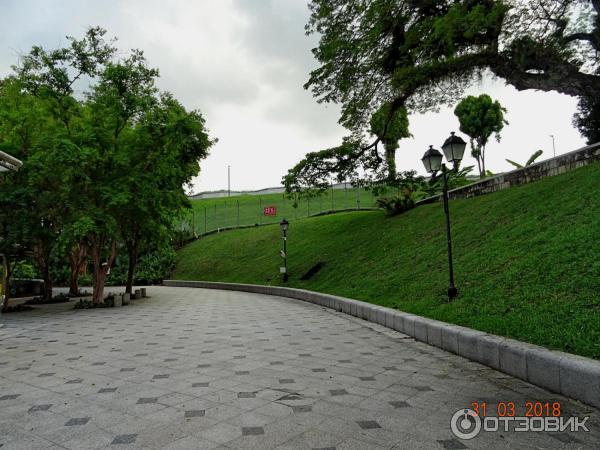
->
441, 132, 467, 167
421, 145, 443, 174
279, 218, 289, 232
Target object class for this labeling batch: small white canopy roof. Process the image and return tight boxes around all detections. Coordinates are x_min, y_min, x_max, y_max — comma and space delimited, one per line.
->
0, 150, 22, 172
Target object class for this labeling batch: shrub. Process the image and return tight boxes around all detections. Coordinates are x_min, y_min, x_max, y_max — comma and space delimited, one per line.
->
376, 195, 415, 216
106, 244, 177, 286
12, 261, 38, 279
135, 245, 177, 284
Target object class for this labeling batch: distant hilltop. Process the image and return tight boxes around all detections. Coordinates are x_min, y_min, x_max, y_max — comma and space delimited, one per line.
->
188, 183, 354, 200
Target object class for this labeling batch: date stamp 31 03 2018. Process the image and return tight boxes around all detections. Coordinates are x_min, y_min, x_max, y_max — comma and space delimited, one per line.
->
450, 401, 590, 440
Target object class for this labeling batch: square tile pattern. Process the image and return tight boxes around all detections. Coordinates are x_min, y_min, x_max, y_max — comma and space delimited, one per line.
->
111, 434, 138, 444
65, 417, 90, 426
0, 286, 598, 449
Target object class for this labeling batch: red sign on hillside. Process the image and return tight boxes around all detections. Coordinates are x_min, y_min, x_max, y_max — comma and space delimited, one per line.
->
263, 206, 277, 216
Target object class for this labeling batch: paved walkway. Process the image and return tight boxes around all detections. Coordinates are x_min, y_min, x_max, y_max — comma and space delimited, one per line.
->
0, 287, 598, 449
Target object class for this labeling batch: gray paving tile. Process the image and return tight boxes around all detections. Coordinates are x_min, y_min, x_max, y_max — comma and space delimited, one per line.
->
29, 404, 53, 412
437, 438, 467, 449
242, 426, 265, 436
111, 433, 138, 444
329, 389, 348, 396
184, 409, 206, 418
388, 401, 411, 409
356, 420, 381, 430
99, 387, 118, 393
65, 417, 90, 426
237, 392, 256, 398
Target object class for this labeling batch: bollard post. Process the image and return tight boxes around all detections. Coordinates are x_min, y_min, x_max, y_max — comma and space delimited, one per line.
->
331, 181, 334, 211
344, 181, 348, 209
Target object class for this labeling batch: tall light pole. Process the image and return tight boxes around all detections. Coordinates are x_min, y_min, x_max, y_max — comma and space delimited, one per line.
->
550, 135, 556, 158
1, 254, 7, 311
227, 165, 231, 197
421, 132, 467, 300
279, 219, 289, 282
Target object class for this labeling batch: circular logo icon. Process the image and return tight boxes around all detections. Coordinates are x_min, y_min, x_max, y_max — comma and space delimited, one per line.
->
450, 408, 482, 440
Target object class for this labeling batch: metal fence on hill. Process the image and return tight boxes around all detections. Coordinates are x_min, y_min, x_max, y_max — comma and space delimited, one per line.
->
180, 185, 382, 237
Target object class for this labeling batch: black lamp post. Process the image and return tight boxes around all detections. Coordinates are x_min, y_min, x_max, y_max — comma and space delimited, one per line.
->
421, 132, 467, 299
279, 218, 289, 282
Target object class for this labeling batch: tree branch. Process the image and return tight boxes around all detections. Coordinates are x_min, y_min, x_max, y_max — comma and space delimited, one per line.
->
563, 32, 598, 50
491, 53, 599, 98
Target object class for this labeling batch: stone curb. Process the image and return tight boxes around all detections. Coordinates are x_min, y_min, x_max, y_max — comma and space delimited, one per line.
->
164, 280, 600, 409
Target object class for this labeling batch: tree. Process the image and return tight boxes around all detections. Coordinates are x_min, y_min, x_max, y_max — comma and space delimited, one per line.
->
454, 94, 507, 178
283, 103, 409, 192
1, 28, 117, 301
286, 0, 600, 190
0, 178, 32, 310
0, 77, 71, 301
574, 94, 600, 144
78, 48, 214, 302
117, 93, 214, 294
1, 27, 214, 305
76, 51, 159, 304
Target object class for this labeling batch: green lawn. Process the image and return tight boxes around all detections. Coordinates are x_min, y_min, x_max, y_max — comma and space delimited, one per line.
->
185, 186, 381, 234
173, 162, 600, 359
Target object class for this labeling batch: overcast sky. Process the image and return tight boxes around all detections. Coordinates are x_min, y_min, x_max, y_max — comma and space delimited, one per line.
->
0, 0, 587, 193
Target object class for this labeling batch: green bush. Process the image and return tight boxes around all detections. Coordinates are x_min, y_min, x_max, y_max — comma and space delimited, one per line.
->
11, 261, 38, 279
376, 195, 415, 216
136, 245, 177, 284
106, 245, 177, 286
78, 273, 93, 287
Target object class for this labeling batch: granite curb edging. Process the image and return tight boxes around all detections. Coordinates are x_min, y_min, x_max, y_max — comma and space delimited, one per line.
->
164, 279, 600, 409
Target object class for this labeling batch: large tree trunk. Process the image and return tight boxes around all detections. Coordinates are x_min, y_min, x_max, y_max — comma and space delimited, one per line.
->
385, 147, 397, 182
34, 244, 53, 302
68, 243, 87, 296
480, 146, 486, 178
69, 268, 79, 297
42, 266, 52, 302
90, 237, 117, 304
1, 255, 11, 311
125, 239, 139, 295
125, 254, 136, 295
475, 156, 483, 179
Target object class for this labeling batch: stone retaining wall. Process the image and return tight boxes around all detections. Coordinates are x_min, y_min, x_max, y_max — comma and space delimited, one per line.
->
418, 142, 600, 204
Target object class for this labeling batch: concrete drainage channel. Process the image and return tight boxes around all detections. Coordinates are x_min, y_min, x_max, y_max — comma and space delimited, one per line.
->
164, 279, 600, 410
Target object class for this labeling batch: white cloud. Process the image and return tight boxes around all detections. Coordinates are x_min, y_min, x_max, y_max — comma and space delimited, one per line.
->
0, 0, 587, 192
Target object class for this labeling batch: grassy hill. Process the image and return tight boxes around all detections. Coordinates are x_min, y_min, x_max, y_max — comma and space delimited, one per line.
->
173, 162, 600, 359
